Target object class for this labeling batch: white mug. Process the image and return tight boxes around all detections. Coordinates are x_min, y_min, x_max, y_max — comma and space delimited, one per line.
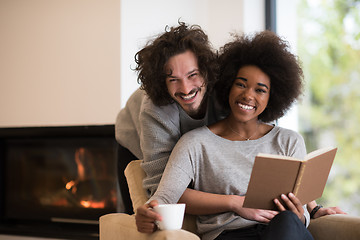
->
153, 203, 186, 230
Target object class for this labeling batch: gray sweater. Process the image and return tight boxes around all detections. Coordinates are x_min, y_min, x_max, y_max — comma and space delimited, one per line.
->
115, 88, 224, 196
149, 125, 310, 240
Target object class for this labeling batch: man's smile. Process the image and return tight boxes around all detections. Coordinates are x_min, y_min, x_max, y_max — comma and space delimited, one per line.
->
176, 88, 199, 102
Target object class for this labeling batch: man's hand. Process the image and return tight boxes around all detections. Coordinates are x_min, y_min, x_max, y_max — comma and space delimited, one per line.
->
274, 193, 305, 224
313, 206, 347, 218
135, 200, 162, 233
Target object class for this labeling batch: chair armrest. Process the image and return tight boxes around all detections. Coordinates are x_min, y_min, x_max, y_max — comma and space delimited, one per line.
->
308, 214, 360, 240
100, 213, 148, 240
124, 160, 149, 212
99, 213, 200, 240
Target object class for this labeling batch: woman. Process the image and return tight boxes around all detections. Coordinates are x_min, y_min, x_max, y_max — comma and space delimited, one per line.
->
136, 31, 318, 240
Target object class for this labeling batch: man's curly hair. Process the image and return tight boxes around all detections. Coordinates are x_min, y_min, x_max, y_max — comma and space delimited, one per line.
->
216, 30, 304, 123
135, 22, 218, 106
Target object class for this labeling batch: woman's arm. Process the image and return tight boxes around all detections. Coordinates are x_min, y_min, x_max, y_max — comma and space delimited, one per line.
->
179, 188, 241, 215
179, 188, 278, 223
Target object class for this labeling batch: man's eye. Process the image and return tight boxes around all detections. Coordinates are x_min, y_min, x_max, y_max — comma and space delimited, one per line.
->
189, 73, 198, 78
168, 78, 177, 82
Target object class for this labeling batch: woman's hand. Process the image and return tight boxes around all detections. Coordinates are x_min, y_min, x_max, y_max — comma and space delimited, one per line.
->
135, 200, 162, 233
274, 193, 305, 224
233, 196, 278, 223
237, 207, 279, 223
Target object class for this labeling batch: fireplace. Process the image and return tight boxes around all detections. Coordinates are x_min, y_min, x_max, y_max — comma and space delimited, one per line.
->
0, 125, 121, 239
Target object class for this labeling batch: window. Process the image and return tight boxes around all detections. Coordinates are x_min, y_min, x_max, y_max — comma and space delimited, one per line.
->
277, 0, 360, 215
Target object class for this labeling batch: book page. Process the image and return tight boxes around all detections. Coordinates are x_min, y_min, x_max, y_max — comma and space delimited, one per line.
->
256, 153, 300, 161
304, 147, 336, 160
243, 156, 301, 210
295, 147, 337, 204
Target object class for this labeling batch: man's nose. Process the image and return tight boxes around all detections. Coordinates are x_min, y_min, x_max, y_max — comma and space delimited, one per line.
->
179, 79, 194, 94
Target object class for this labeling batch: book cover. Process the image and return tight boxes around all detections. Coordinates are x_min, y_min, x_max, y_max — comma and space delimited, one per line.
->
243, 147, 337, 210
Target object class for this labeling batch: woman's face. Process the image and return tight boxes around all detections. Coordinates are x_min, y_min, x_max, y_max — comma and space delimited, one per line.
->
228, 65, 270, 123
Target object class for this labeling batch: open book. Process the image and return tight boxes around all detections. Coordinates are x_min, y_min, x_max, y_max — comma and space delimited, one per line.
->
243, 147, 337, 210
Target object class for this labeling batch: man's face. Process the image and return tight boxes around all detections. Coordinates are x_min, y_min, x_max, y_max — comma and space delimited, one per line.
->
165, 50, 207, 119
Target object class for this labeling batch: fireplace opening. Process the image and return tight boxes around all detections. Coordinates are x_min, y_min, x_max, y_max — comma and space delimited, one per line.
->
0, 125, 120, 239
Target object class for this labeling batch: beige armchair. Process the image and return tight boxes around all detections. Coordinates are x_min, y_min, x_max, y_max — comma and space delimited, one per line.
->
100, 160, 360, 240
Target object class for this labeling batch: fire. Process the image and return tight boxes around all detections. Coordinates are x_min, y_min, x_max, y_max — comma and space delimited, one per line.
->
65, 180, 75, 190
80, 200, 105, 209
58, 148, 114, 210
65, 180, 77, 194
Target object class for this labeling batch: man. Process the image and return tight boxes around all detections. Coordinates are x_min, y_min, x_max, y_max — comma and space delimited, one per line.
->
116, 22, 222, 199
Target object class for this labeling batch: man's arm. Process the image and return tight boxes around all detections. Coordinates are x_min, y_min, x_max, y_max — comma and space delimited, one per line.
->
139, 100, 182, 196
307, 200, 346, 219
115, 88, 145, 159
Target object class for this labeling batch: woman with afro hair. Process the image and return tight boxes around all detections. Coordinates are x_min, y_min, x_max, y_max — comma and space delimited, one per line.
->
136, 31, 343, 240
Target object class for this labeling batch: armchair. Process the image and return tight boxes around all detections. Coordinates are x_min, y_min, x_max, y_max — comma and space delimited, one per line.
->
100, 160, 360, 240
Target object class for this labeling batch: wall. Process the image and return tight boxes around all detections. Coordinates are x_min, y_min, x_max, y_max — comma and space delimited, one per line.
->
0, 0, 265, 127
0, 1, 265, 239
0, 0, 120, 127
119, 0, 265, 107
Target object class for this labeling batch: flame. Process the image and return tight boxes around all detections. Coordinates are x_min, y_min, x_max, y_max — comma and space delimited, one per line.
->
61, 148, 109, 209
75, 148, 86, 180
65, 180, 75, 190
80, 200, 105, 209
65, 180, 77, 194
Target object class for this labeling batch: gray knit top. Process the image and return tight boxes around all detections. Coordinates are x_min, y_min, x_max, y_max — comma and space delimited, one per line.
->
115, 88, 224, 196
149, 125, 310, 240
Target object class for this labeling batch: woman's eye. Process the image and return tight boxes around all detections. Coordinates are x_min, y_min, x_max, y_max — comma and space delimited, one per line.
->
235, 82, 245, 88
257, 88, 267, 93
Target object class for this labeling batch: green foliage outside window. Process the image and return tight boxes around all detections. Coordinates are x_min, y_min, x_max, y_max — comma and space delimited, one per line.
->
297, 0, 360, 215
